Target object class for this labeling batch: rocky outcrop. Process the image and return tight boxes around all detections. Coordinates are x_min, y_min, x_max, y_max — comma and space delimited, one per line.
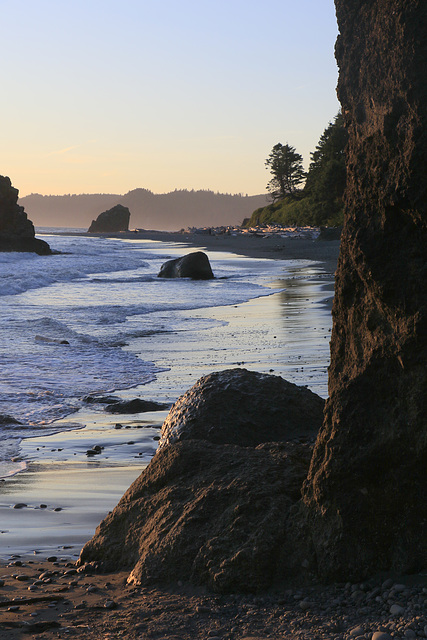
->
157, 251, 214, 279
78, 369, 324, 591
159, 368, 324, 449
0, 176, 51, 254
301, 1, 427, 581
88, 204, 130, 233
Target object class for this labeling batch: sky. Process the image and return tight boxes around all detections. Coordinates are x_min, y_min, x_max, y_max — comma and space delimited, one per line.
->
1, 0, 340, 197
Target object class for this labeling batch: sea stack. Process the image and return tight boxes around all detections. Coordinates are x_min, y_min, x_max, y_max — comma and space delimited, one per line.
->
88, 204, 131, 233
0, 175, 51, 254
302, 0, 427, 580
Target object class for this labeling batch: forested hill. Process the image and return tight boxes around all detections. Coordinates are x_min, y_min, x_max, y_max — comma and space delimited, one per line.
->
19, 189, 267, 231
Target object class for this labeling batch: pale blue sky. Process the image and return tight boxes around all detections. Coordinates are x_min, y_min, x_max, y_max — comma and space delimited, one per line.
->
1, 0, 339, 196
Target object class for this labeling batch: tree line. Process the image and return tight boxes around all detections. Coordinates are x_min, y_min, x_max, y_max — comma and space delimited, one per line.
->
246, 112, 347, 228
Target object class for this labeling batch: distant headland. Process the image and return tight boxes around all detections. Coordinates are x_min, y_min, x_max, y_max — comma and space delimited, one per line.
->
19, 188, 268, 231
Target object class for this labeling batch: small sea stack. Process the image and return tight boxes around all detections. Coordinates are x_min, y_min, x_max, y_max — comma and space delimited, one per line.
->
88, 204, 131, 233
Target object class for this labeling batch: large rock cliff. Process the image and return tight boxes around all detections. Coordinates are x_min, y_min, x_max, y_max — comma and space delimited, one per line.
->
0, 176, 51, 254
301, 0, 427, 580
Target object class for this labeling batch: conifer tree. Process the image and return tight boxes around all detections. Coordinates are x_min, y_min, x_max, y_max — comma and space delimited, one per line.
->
265, 143, 306, 202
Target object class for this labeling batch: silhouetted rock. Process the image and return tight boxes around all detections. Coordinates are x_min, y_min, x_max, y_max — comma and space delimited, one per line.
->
157, 251, 214, 279
0, 176, 51, 254
88, 204, 130, 233
159, 368, 324, 449
78, 438, 312, 592
301, 0, 427, 581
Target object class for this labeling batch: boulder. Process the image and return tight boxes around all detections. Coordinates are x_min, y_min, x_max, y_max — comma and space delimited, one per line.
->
88, 204, 130, 233
301, 0, 427, 581
78, 369, 324, 591
0, 176, 51, 255
157, 251, 214, 279
78, 439, 312, 592
159, 368, 324, 449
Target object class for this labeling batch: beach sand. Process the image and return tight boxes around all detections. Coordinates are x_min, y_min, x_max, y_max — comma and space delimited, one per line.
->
109, 228, 341, 275
1, 556, 426, 640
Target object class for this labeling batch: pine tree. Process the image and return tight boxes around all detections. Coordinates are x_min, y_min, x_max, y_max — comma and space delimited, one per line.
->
265, 143, 306, 202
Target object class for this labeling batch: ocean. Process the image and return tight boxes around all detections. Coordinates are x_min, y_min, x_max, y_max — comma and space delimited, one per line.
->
0, 229, 333, 482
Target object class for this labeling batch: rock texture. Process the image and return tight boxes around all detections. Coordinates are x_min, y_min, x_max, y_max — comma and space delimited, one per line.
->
159, 368, 324, 449
78, 369, 324, 591
301, 1, 427, 581
88, 204, 130, 233
0, 176, 51, 254
79, 439, 312, 592
157, 251, 214, 279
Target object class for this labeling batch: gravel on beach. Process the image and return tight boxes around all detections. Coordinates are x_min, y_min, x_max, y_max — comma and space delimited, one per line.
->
1, 558, 426, 639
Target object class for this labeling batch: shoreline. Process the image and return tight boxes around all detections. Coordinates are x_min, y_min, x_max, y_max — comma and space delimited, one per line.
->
43, 225, 341, 276
1, 230, 339, 563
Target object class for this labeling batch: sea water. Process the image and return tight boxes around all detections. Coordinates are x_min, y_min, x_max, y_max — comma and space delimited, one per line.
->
0, 229, 333, 479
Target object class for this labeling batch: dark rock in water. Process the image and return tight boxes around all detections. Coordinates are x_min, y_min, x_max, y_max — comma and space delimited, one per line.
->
82, 394, 121, 405
0, 414, 22, 425
105, 399, 169, 414
88, 204, 130, 233
159, 368, 324, 449
157, 251, 214, 280
78, 438, 312, 592
0, 176, 51, 255
301, 0, 427, 581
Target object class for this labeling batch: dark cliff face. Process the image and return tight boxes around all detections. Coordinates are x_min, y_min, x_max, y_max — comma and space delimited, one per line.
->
302, 1, 427, 579
0, 176, 51, 254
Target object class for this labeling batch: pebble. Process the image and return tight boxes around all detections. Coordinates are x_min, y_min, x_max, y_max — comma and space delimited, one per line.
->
371, 633, 392, 640
39, 571, 52, 579
0, 579, 4, 587
390, 603, 405, 615
13, 503, 27, 509
104, 599, 117, 609
350, 626, 364, 636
